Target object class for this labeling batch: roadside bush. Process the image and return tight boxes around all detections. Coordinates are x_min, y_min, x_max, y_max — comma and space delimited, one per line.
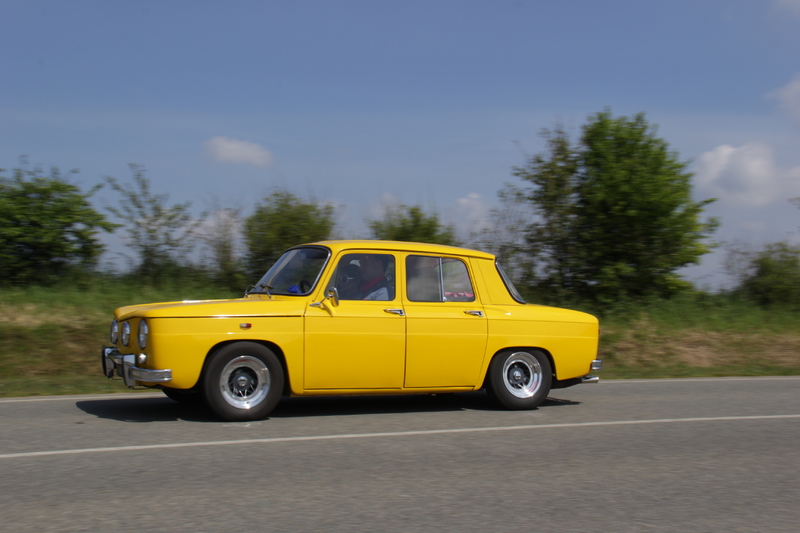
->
738, 242, 800, 308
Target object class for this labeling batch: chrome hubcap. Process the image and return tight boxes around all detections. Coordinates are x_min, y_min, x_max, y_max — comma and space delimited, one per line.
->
502, 352, 543, 399
219, 355, 270, 410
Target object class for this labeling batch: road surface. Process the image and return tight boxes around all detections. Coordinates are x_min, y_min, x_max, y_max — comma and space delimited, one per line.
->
1, 377, 798, 532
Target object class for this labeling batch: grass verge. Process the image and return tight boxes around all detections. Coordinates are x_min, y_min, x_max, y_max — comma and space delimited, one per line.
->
1, 285, 798, 397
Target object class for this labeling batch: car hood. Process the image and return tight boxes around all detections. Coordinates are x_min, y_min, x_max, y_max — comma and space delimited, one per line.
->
114, 295, 308, 320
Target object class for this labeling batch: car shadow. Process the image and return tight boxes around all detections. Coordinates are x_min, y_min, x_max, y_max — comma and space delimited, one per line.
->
76, 396, 218, 423
270, 392, 579, 418
76, 392, 581, 423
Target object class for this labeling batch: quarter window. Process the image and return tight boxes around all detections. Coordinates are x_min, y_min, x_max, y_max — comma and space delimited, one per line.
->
496, 261, 525, 303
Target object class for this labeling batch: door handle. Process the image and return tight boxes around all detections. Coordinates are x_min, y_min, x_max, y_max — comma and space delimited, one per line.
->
464, 310, 484, 317
384, 308, 405, 316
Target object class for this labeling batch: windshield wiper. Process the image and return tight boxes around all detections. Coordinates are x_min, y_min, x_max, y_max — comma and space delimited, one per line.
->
245, 284, 273, 298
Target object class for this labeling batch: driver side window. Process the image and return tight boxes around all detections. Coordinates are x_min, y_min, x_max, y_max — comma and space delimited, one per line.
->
329, 253, 395, 301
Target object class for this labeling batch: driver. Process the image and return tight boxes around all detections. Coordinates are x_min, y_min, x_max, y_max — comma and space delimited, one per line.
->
336, 263, 363, 300
359, 254, 393, 300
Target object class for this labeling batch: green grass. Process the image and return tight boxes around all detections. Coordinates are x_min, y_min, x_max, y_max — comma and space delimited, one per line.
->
0, 280, 241, 397
1, 284, 798, 397
595, 293, 800, 378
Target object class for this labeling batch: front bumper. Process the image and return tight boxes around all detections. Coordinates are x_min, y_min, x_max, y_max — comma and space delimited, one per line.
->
102, 347, 172, 388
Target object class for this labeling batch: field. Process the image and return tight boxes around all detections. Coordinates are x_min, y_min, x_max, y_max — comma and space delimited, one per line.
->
1, 283, 798, 397
597, 295, 800, 378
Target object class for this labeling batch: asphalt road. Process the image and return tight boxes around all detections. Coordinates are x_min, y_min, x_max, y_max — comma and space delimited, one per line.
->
1, 377, 799, 533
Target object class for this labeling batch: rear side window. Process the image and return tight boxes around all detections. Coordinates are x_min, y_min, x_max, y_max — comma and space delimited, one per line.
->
406, 256, 475, 302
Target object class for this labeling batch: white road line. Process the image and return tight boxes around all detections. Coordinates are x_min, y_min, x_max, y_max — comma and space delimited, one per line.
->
599, 376, 800, 384
2, 414, 798, 460
0, 393, 162, 404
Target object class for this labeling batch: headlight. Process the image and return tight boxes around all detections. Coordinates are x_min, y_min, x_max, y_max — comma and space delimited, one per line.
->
121, 321, 131, 346
137, 319, 149, 349
110, 319, 119, 344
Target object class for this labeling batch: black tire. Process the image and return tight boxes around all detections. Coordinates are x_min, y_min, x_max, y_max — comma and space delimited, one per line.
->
203, 342, 284, 421
162, 386, 203, 405
486, 349, 552, 410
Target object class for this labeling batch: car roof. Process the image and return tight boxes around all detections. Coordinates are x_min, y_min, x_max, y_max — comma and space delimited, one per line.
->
298, 240, 496, 260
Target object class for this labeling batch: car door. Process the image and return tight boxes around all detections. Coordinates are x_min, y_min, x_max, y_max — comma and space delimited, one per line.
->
303, 252, 406, 390
403, 254, 488, 388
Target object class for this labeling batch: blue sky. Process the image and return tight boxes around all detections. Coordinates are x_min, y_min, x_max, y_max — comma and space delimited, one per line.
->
3, 0, 800, 288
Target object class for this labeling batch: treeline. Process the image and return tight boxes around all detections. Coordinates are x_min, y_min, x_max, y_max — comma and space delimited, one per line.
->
2, 110, 799, 310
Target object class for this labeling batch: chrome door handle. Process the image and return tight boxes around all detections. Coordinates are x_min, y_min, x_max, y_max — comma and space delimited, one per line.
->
384, 308, 405, 316
464, 310, 484, 317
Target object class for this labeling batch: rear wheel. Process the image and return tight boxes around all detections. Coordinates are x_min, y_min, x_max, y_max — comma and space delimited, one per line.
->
203, 342, 284, 421
486, 349, 551, 410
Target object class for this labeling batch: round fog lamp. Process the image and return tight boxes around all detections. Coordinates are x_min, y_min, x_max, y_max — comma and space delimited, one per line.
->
136, 353, 147, 366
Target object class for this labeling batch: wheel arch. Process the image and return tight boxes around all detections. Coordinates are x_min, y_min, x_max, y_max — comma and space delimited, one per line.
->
202, 339, 291, 396
481, 346, 556, 389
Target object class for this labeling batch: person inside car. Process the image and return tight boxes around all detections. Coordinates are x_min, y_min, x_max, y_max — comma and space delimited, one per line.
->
359, 254, 393, 300
336, 263, 363, 300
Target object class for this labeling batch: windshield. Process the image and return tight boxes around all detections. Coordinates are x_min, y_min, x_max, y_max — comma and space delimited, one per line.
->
251, 247, 330, 296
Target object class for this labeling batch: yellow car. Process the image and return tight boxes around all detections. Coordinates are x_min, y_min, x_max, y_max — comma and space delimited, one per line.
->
102, 240, 601, 421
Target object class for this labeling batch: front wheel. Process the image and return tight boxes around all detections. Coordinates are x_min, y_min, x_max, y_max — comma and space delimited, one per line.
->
486, 349, 551, 410
203, 342, 284, 421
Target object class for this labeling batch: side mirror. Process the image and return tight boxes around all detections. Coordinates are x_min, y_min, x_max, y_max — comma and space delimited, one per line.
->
310, 286, 340, 309
327, 287, 340, 307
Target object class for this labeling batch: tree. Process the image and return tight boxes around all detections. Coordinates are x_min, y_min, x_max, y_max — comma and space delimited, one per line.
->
0, 165, 116, 285
105, 165, 203, 283
738, 242, 800, 308
368, 204, 459, 246
199, 205, 246, 291
512, 125, 582, 302
244, 190, 335, 278
472, 183, 535, 286
513, 111, 718, 303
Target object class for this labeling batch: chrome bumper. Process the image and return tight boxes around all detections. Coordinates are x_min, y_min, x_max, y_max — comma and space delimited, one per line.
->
581, 359, 603, 384
551, 359, 603, 389
102, 347, 172, 388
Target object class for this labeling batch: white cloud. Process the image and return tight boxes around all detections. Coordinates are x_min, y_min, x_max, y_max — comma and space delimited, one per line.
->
205, 136, 273, 167
365, 193, 402, 220
694, 143, 800, 207
452, 193, 492, 235
768, 74, 800, 122
773, 0, 800, 16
